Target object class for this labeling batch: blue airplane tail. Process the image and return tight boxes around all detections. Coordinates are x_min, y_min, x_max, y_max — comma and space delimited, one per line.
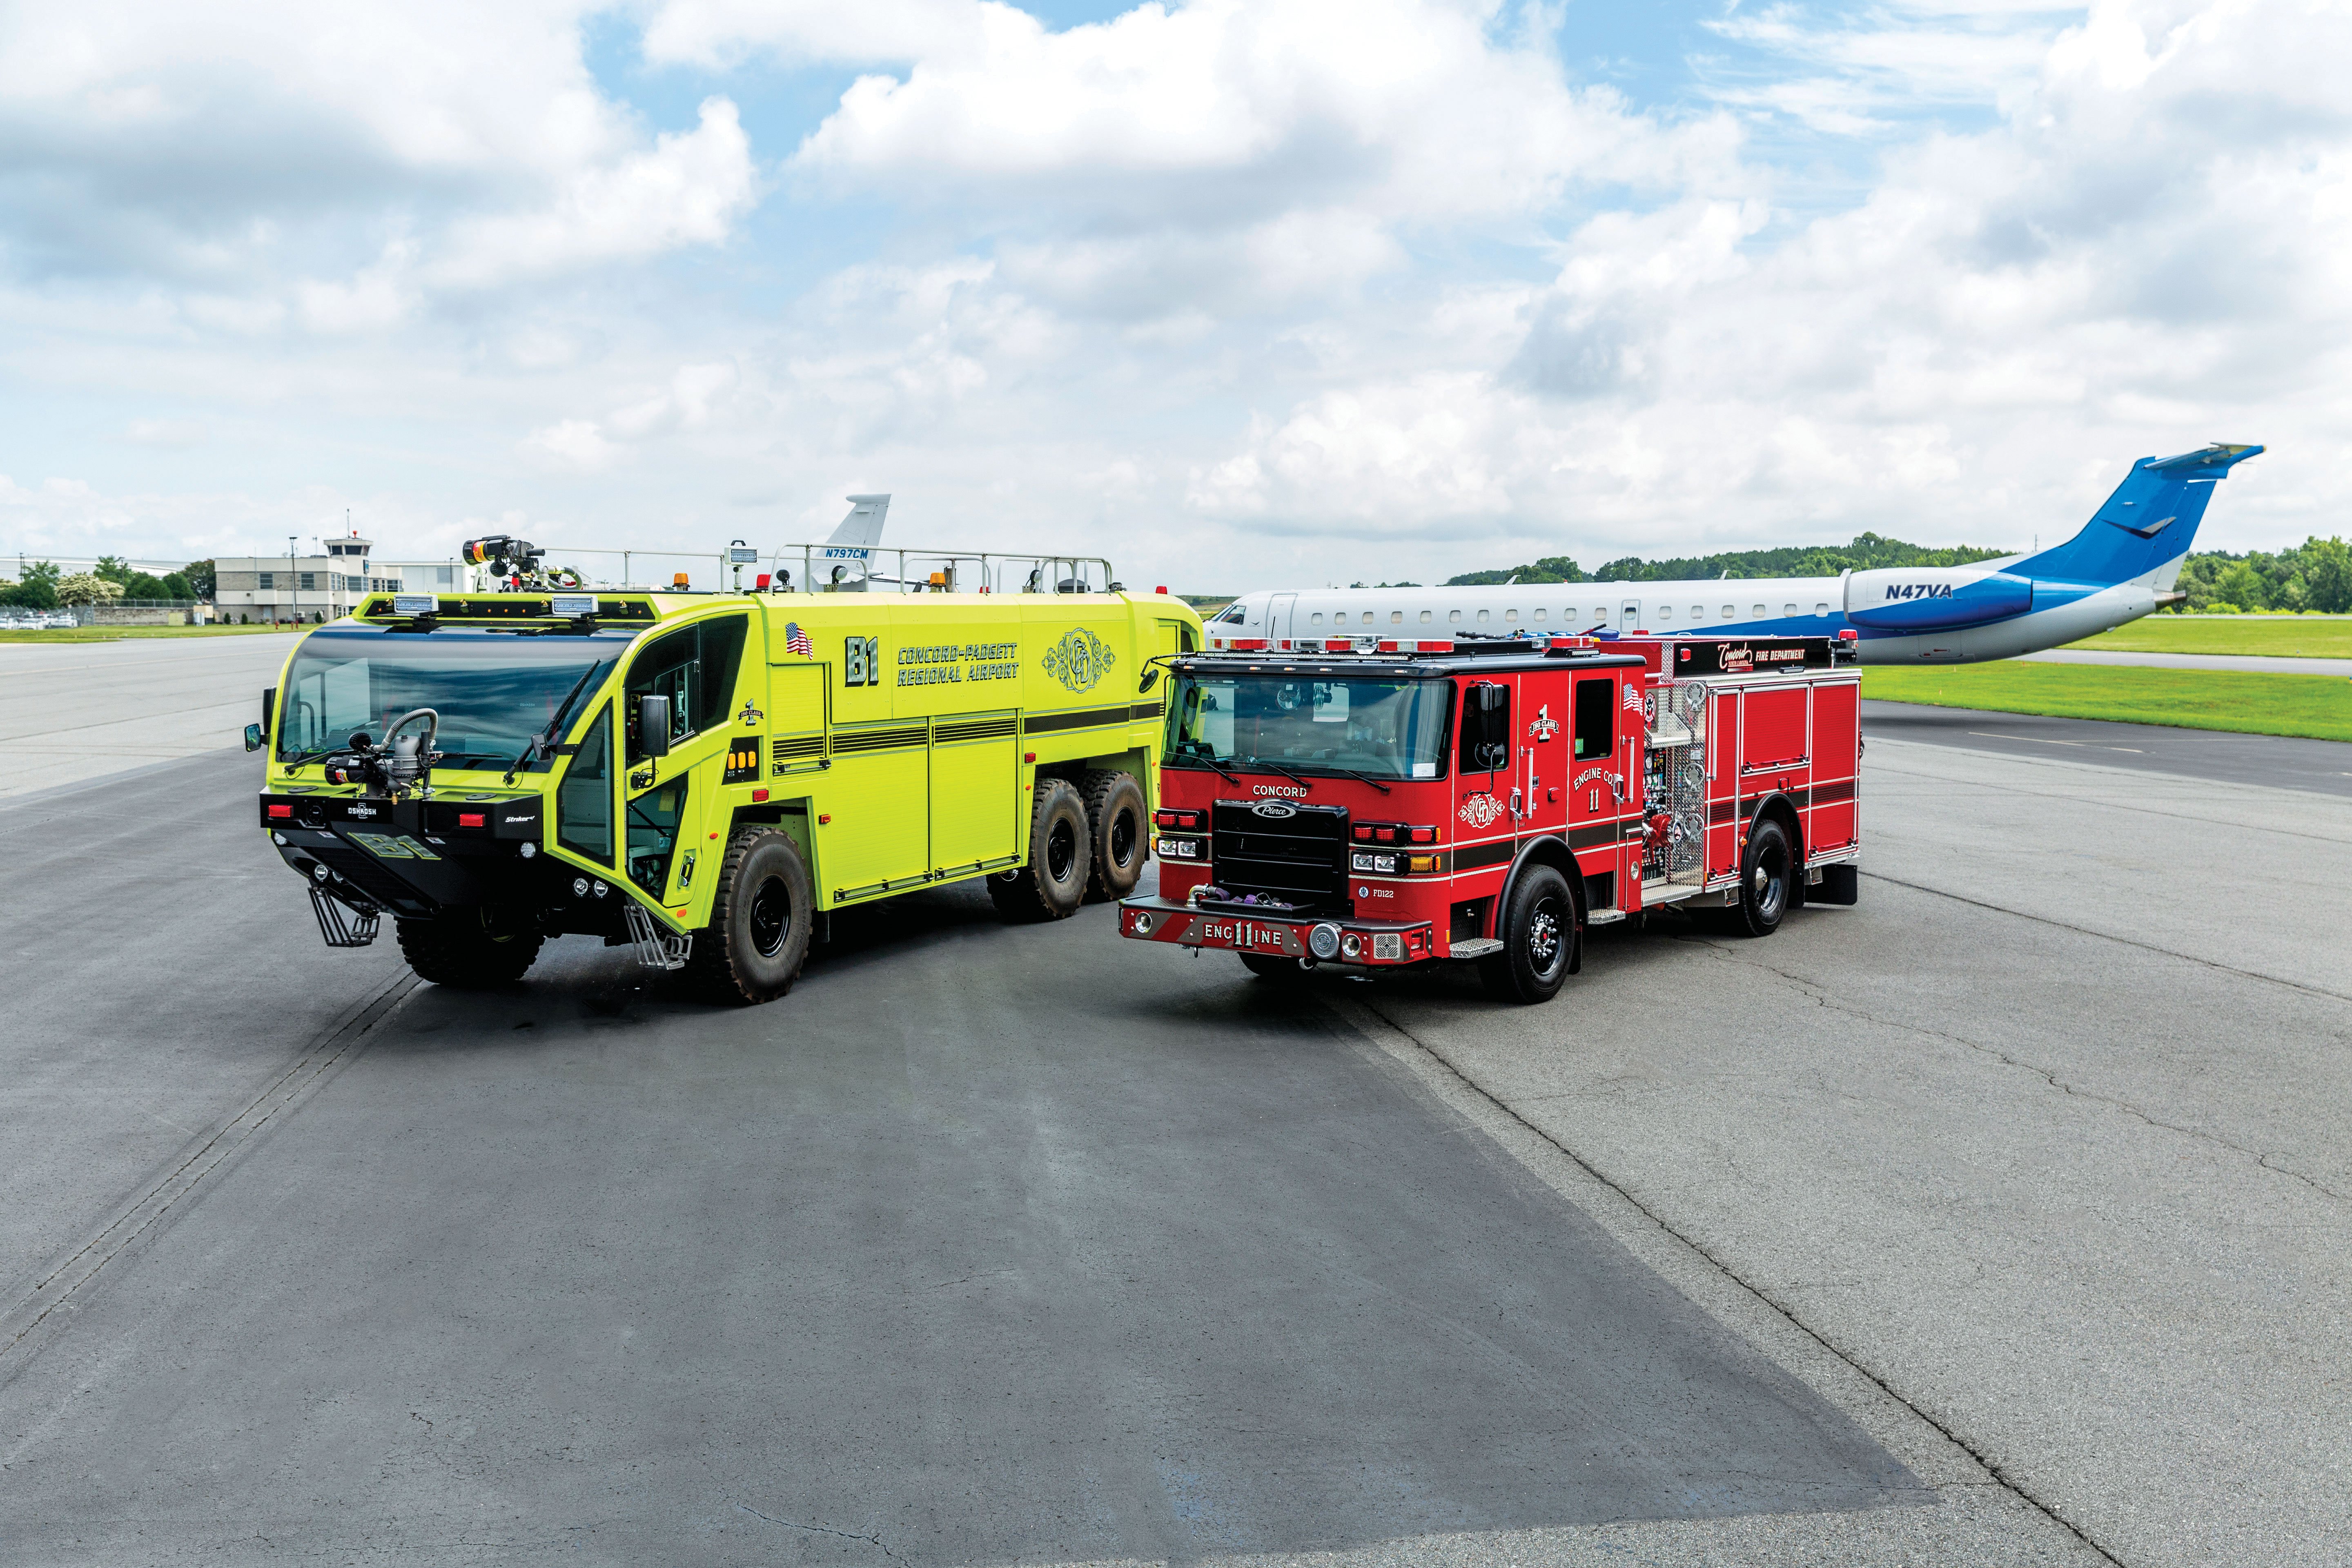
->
2019, 443, 2262, 586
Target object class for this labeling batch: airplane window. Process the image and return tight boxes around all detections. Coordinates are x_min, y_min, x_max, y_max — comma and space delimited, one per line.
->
1692, 605, 1704, 619
1532, 608, 1546, 621
1476, 609, 1490, 622
1657, 606, 1673, 622
1504, 609, 1517, 622
1448, 610, 1461, 623
1213, 604, 1245, 624
1363, 612, 1376, 625
1753, 604, 1766, 617
1423, 610, 1434, 623
1784, 604, 1797, 616
1311, 612, 1324, 625
1815, 603, 1829, 615
1722, 605, 1734, 618
1390, 611, 1403, 624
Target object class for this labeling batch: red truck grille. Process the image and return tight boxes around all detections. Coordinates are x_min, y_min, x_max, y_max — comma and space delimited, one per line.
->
1210, 800, 1351, 913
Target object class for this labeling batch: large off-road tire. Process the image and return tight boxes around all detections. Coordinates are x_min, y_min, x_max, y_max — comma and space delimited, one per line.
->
684, 827, 813, 1004
1479, 864, 1576, 1004
989, 778, 1091, 922
1726, 817, 1794, 938
1239, 952, 1307, 982
395, 908, 543, 987
1079, 769, 1148, 904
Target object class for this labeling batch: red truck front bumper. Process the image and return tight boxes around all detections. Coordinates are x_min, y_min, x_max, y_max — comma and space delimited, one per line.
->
1116, 896, 1440, 967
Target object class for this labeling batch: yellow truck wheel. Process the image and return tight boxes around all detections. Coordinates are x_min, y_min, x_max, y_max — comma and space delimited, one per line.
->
989, 779, 1091, 923
686, 827, 814, 1004
1080, 769, 1148, 904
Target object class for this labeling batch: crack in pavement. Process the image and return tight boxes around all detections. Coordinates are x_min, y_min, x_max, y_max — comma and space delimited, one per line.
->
1858, 869, 2352, 1006
1680, 936, 2352, 1207
1350, 996, 2126, 1568
736, 1503, 896, 1557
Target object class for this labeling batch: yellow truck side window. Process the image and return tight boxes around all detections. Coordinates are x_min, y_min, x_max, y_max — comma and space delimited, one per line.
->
556, 705, 612, 864
625, 616, 749, 761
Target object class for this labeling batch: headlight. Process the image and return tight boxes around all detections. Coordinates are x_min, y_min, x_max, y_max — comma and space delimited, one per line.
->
1340, 933, 1362, 959
1134, 912, 1154, 935
572, 877, 592, 897
1308, 922, 1341, 959
1350, 851, 1400, 874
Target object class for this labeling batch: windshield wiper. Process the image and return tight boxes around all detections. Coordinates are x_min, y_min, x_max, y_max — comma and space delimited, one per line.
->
505, 661, 605, 783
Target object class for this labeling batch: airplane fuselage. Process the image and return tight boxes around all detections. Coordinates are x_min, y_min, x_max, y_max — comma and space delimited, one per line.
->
1209, 444, 2263, 666
1207, 563, 2167, 665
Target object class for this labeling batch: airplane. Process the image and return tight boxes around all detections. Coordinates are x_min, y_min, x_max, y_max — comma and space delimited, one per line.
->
803, 493, 891, 591
1206, 444, 2263, 664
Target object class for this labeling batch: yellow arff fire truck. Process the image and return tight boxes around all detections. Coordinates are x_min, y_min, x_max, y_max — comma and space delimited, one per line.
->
248, 550, 1201, 1004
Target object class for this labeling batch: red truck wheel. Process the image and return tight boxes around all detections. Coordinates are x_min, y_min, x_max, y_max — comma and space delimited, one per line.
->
1479, 865, 1575, 1004
1728, 819, 1793, 937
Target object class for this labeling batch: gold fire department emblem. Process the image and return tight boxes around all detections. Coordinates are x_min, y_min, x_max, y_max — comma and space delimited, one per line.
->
1040, 627, 1116, 693
1457, 793, 1506, 830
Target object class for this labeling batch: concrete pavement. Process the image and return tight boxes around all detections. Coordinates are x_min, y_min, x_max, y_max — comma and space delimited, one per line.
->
0, 634, 299, 797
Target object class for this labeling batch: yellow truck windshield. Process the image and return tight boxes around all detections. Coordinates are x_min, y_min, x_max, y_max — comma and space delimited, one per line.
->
278, 624, 644, 769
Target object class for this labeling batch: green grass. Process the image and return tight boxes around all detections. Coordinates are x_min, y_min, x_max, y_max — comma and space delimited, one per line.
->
2068, 617, 2352, 659
1862, 663, 2352, 743
0, 623, 302, 644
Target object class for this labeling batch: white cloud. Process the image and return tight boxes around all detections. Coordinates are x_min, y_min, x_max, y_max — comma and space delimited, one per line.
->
1190, 0, 2352, 566
0, 2, 758, 320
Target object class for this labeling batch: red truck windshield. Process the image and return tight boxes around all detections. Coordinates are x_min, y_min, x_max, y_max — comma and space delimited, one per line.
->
1167, 672, 1454, 780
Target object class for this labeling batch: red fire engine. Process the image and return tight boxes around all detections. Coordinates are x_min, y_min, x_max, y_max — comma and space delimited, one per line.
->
1118, 631, 1862, 1002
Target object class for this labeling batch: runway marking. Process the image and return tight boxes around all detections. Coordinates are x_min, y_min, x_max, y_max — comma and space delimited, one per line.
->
0, 969, 419, 1377
1968, 731, 2143, 753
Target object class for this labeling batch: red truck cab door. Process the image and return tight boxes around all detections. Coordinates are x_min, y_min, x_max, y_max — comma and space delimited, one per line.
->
1566, 673, 1624, 910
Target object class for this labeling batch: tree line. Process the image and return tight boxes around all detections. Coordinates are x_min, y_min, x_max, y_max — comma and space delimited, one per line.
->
0, 557, 215, 609
1443, 531, 2352, 614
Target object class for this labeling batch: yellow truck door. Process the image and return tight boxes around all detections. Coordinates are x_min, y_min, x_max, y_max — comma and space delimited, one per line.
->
809, 608, 931, 903
619, 612, 757, 914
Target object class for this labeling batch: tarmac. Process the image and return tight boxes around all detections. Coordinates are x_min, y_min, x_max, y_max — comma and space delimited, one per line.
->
0, 633, 298, 797
0, 640, 2346, 1566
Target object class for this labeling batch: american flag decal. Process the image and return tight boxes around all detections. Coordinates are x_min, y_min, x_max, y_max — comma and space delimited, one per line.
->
784, 621, 812, 658
1623, 683, 1643, 712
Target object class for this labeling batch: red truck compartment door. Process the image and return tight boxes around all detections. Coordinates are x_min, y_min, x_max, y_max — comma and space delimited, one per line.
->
1809, 681, 1860, 855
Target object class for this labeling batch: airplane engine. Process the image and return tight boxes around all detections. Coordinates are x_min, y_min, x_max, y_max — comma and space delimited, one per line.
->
1844, 565, 2033, 632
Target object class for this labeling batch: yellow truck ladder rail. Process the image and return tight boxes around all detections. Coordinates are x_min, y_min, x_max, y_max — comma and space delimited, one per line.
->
766, 544, 1118, 596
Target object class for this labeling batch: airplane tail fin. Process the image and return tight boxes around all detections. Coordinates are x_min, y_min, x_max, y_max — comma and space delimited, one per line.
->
828, 494, 890, 551
2020, 444, 2261, 586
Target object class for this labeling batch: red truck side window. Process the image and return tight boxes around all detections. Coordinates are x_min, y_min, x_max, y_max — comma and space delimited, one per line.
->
1573, 677, 1614, 760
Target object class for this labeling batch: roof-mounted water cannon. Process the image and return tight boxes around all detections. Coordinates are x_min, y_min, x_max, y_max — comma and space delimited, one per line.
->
461, 535, 544, 591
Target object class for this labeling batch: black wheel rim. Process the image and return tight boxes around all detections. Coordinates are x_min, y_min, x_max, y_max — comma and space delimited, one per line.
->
1047, 818, 1077, 883
1110, 809, 1137, 868
748, 874, 793, 958
1527, 895, 1566, 978
1753, 842, 1788, 921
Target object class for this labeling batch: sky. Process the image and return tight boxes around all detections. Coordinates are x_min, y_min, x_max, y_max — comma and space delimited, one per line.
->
0, 0, 2344, 591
